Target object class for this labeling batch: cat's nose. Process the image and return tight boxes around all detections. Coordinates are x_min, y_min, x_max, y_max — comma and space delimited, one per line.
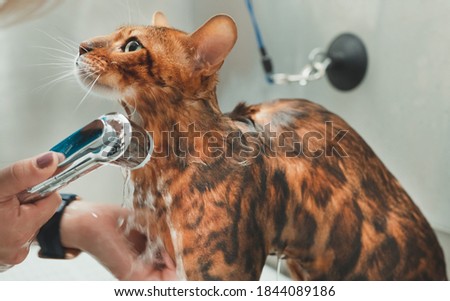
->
79, 42, 93, 55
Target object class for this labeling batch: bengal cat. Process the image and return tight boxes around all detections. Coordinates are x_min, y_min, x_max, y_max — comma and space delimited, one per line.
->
75, 12, 447, 280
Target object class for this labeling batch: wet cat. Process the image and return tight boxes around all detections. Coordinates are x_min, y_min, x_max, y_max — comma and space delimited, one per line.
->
75, 12, 447, 280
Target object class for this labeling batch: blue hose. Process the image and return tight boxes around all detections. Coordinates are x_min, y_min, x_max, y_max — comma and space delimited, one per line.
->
245, 0, 274, 83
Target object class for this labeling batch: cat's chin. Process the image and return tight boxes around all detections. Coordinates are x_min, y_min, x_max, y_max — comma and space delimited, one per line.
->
75, 73, 121, 101
89, 84, 121, 101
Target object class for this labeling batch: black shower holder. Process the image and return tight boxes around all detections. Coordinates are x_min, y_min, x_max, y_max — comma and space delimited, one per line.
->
271, 33, 368, 91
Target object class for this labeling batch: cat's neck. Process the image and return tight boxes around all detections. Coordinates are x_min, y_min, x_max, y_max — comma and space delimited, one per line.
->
123, 89, 234, 168
126, 87, 222, 128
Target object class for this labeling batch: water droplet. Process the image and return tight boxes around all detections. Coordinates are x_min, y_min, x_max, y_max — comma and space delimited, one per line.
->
276, 254, 282, 281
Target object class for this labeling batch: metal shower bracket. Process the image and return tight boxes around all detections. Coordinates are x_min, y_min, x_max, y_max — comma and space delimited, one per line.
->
326, 33, 368, 91
271, 33, 368, 91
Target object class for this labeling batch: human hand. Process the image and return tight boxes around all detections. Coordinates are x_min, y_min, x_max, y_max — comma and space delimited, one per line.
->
60, 201, 177, 280
0, 152, 63, 269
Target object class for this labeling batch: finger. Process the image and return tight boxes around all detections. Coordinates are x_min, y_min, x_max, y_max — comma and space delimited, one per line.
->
161, 247, 176, 270
97, 231, 142, 280
0, 152, 64, 198
127, 249, 178, 281
126, 229, 148, 255
20, 192, 62, 230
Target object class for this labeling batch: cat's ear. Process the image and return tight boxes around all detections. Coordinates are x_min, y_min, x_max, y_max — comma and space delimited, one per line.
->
152, 11, 170, 27
190, 15, 237, 76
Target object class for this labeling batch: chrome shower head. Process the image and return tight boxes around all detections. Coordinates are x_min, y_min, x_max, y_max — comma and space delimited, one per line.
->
18, 113, 153, 203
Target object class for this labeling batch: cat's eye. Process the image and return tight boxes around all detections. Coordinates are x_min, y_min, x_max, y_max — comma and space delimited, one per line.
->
124, 40, 142, 52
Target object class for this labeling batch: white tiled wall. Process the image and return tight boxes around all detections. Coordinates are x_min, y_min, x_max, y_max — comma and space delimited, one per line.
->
193, 0, 450, 233
193, 0, 450, 277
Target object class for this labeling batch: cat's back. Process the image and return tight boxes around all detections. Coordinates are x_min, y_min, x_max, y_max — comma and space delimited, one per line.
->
228, 98, 447, 280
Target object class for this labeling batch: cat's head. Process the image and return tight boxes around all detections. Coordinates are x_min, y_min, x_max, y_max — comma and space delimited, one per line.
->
75, 12, 237, 115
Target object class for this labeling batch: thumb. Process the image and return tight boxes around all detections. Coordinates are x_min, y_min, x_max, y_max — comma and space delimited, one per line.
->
0, 152, 64, 198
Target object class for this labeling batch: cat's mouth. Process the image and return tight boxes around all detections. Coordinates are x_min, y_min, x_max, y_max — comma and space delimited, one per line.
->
75, 56, 117, 99
76, 57, 100, 86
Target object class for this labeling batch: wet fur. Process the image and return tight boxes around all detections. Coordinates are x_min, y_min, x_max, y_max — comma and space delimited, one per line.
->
76, 13, 447, 280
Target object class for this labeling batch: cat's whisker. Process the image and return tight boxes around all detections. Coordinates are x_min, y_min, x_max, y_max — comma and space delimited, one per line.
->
40, 53, 75, 61
40, 69, 75, 81
32, 70, 75, 94
38, 71, 75, 86
54, 36, 79, 52
120, 90, 140, 118
79, 70, 101, 83
123, 97, 138, 118
29, 62, 75, 67
127, 0, 132, 25
119, 0, 133, 25
74, 74, 101, 111
32, 45, 77, 59
129, 103, 138, 118
37, 52, 76, 66
79, 44, 90, 55
134, 1, 146, 24
35, 29, 78, 53
57, 36, 80, 48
